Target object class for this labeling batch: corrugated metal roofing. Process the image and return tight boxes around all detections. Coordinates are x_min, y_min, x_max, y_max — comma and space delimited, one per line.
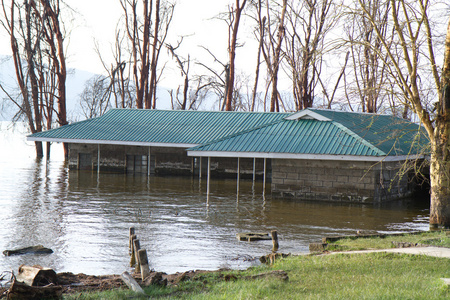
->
188, 109, 427, 157
28, 109, 289, 145
309, 109, 428, 156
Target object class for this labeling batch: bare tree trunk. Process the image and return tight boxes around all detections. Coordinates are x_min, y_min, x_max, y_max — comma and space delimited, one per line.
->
225, 0, 246, 111
148, 0, 159, 109
269, 0, 287, 112
430, 18, 450, 228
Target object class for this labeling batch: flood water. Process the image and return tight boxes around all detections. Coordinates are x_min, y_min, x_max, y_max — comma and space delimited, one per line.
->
0, 122, 430, 276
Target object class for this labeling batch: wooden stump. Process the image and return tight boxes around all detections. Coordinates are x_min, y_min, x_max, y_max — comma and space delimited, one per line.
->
130, 234, 137, 266
138, 249, 150, 280
133, 239, 141, 273
16, 265, 58, 287
271, 230, 279, 252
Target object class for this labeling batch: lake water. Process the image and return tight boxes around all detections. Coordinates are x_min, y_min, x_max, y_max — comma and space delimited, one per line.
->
0, 122, 430, 276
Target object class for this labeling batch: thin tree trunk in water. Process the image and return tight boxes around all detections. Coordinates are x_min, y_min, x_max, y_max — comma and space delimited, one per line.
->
430, 18, 450, 228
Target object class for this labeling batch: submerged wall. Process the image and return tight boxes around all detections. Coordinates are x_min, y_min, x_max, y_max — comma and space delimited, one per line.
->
68, 144, 267, 178
271, 159, 415, 203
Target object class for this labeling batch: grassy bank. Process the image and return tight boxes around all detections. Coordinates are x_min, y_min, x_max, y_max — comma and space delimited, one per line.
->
64, 231, 450, 300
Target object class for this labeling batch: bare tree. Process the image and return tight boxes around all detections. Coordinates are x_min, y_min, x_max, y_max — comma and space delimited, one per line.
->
345, 0, 391, 113
120, 0, 174, 109
0, 0, 68, 158
79, 75, 111, 119
223, 0, 247, 111
259, 0, 287, 112
355, 0, 449, 227
284, 0, 336, 110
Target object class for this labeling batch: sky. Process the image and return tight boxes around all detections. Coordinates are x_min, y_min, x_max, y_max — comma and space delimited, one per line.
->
0, 0, 261, 88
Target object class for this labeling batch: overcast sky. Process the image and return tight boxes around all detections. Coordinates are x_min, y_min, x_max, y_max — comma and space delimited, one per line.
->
0, 0, 261, 89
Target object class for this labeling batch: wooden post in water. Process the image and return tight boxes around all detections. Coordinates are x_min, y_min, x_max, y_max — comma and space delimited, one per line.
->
129, 227, 135, 250
271, 230, 279, 252
133, 239, 141, 273
130, 234, 137, 266
138, 249, 150, 280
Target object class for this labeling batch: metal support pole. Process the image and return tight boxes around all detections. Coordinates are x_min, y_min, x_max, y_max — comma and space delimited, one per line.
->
237, 157, 240, 196
207, 157, 211, 203
148, 147, 151, 177
97, 144, 100, 174
253, 158, 256, 183
199, 157, 202, 179
263, 157, 267, 195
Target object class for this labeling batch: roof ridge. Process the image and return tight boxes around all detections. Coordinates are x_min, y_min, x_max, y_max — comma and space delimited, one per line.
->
109, 108, 290, 114
331, 121, 386, 156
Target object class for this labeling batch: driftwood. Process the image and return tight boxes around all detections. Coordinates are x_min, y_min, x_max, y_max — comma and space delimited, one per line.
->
6, 280, 62, 300
5, 265, 60, 300
236, 232, 271, 242
3, 245, 53, 256
120, 271, 145, 295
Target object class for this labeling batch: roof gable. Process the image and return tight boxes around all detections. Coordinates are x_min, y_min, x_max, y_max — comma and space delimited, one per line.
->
188, 109, 428, 159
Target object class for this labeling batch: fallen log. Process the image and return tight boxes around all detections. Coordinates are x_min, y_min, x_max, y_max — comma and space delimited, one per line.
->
3, 245, 53, 256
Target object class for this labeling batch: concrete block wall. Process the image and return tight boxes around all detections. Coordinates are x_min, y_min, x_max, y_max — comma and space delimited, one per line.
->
271, 159, 413, 203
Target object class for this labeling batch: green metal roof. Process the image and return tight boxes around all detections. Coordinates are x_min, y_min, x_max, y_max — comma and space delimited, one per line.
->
187, 109, 428, 159
27, 109, 289, 146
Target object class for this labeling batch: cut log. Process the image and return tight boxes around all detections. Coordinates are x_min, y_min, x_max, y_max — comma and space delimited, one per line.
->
120, 271, 145, 295
16, 265, 58, 287
3, 245, 53, 256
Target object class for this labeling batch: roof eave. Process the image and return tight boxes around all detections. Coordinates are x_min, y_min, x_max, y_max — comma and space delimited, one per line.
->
187, 150, 425, 162
27, 136, 198, 148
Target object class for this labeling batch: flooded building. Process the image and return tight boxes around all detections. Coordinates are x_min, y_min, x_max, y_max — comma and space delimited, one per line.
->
28, 108, 428, 203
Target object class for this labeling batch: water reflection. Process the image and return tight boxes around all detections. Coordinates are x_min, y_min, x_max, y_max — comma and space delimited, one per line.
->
0, 127, 430, 275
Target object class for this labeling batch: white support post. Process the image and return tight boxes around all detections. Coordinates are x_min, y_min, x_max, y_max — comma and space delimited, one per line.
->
97, 144, 100, 174
148, 147, 151, 177
207, 157, 211, 203
253, 158, 256, 183
263, 158, 267, 195
199, 157, 202, 179
237, 157, 240, 196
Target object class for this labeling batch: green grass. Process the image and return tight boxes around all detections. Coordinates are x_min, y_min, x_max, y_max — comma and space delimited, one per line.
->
326, 230, 450, 251
63, 231, 450, 300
